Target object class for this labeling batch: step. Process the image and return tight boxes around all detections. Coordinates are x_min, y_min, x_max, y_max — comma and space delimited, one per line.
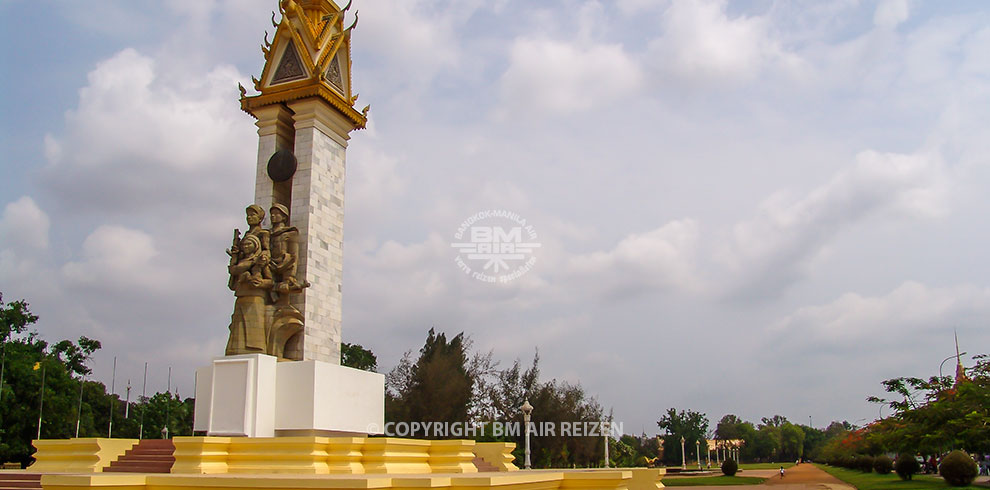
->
0, 481, 43, 488
126, 449, 175, 455
104, 465, 173, 473
472, 457, 498, 472
132, 440, 174, 448
0, 475, 41, 481
112, 456, 175, 462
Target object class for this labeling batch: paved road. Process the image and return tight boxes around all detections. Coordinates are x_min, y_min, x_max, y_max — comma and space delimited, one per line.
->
667, 464, 854, 490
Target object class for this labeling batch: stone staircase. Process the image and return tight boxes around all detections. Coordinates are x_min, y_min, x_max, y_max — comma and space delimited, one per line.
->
104, 439, 175, 473
472, 457, 498, 472
0, 473, 42, 490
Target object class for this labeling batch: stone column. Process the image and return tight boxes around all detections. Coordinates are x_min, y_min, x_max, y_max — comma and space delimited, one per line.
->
283, 98, 351, 364
253, 105, 296, 214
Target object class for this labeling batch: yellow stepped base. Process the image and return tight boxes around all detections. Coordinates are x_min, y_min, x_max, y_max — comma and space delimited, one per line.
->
171, 437, 513, 475
41, 468, 665, 490
30, 439, 138, 473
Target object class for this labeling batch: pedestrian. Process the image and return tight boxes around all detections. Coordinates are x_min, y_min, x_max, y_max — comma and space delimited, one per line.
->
780, 466, 785, 478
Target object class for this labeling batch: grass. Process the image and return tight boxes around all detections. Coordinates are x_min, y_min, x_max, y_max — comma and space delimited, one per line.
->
663, 475, 766, 486
816, 463, 986, 490
738, 462, 796, 470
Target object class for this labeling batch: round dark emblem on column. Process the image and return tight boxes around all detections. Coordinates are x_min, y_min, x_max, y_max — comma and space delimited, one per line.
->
267, 149, 297, 182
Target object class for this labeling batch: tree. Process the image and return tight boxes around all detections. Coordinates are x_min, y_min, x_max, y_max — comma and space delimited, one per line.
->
866, 356, 990, 455
799, 424, 826, 460
341, 342, 377, 372
0, 296, 113, 465
386, 329, 473, 432
0, 294, 38, 342
715, 414, 744, 440
657, 408, 709, 465
779, 422, 806, 460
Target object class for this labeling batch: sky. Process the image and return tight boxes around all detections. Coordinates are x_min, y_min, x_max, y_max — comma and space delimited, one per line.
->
1, 0, 989, 435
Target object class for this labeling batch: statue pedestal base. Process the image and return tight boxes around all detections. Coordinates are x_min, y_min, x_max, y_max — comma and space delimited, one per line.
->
194, 354, 384, 437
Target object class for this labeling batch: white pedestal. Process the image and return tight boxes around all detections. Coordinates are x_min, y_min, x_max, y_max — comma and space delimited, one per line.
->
275, 360, 385, 436
194, 355, 384, 437
194, 354, 277, 437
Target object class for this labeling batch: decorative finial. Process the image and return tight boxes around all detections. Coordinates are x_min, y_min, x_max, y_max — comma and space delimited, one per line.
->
271, 11, 279, 28
238, 83, 247, 98
361, 105, 370, 117
264, 31, 272, 48
252, 76, 262, 91
342, 0, 353, 12
346, 11, 359, 31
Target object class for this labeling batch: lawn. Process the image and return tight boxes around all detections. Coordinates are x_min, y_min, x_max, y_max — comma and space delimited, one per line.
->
816, 463, 986, 490
738, 462, 795, 470
663, 476, 766, 486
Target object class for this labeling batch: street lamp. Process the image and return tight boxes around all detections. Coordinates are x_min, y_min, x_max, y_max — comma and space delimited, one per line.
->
602, 421, 610, 468
521, 400, 533, 470
680, 436, 686, 470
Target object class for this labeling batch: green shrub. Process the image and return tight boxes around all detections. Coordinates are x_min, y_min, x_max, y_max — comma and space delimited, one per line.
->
873, 455, 893, 474
721, 459, 738, 476
939, 450, 978, 487
894, 453, 920, 480
856, 455, 875, 473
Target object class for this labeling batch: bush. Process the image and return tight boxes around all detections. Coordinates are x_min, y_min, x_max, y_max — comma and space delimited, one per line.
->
856, 455, 875, 473
939, 450, 978, 487
873, 455, 893, 474
895, 453, 920, 480
721, 459, 738, 476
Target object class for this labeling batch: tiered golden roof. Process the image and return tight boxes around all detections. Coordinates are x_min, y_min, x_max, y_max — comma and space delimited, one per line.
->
240, 0, 367, 128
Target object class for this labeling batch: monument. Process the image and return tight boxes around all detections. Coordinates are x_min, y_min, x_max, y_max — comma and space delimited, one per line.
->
193, 0, 384, 438
28, 3, 663, 488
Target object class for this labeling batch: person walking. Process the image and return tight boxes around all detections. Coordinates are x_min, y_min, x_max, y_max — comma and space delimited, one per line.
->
779, 466, 785, 478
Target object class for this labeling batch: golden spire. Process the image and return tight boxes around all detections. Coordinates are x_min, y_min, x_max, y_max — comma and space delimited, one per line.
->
240, 0, 367, 129
954, 329, 969, 386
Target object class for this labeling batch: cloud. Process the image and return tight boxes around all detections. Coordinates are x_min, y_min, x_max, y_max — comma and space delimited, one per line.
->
353, 0, 475, 83
497, 37, 643, 116
61, 225, 168, 294
0, 196, 50, 252
719, 150, 948, 299
874, 0, 910, 29
647, 0, 802, 84
43, 48, 254, 216
773, 281, 990, 345
562, 219, 702, 299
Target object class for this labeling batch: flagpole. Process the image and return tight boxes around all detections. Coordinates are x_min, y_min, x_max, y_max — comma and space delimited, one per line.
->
139, 362, 147, 440
36, 363, 46, 440
125, 380, 131, 419
108, 356, 116, 438
191, 373, 197, 436
0, 342, 6, 431
164, 366, 171, 439
75, 375, 85, 437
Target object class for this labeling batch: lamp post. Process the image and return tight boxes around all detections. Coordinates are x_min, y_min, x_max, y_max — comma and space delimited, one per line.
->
602, 421, 610, 468
521, 400, 533, 470
696, 440, 702, 469
680, 436, 686, 470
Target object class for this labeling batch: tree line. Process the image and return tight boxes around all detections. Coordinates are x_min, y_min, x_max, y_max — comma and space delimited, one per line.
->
0, 294, 194, 466
6, 290, 899, 471
819, 355, 989, 467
